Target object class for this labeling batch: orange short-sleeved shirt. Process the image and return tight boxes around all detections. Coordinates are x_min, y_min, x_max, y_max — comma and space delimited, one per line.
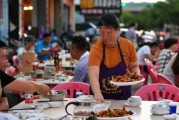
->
88, 37, 137, 68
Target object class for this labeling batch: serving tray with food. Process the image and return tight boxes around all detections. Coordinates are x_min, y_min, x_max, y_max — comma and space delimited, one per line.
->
110, 70, 145, 86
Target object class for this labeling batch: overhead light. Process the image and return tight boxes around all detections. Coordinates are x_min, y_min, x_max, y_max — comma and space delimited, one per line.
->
23, 6, 33, 11
23, 6, 29, 10
28, 26, 32, 30
28, 6, 33, 10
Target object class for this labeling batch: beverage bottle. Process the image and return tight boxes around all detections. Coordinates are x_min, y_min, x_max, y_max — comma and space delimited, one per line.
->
58, 56, 62, 71
54, 54, 59, 72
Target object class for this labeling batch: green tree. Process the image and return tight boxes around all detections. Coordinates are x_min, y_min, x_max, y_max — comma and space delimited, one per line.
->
166, 0, 179, 25
119, 10, 137, 27
136, 1, 169, 30
120, 0, 179, 30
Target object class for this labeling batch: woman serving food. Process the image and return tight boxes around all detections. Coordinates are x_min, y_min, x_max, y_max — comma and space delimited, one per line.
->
88, 14, 141, 103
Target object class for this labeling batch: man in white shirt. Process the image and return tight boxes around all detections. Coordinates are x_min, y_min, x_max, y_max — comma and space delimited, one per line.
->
17, 35, 37, 65
63, 36, 90, 83
137, 42, 160, 73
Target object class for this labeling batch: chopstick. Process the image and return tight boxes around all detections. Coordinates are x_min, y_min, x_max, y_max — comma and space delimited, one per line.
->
37, 100, 68, 103
1, 108, 35, 112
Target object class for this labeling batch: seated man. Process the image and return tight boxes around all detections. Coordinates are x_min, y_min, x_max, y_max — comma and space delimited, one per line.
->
17, 35, 37, 66
35, 33, 55, 61
156, 38, 178, 73
137, 41, 160, 73
0, 40, 51, 110
63, 36, 90, 83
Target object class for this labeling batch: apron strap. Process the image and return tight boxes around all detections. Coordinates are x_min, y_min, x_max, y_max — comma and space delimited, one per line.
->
102, 39, 125, 64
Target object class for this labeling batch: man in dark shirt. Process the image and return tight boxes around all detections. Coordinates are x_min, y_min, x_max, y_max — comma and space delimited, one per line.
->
0, 40, 51, 110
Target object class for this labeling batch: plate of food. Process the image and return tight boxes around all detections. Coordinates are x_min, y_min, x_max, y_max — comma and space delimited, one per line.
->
97, 107, 135, 120
110, 70, 145, 86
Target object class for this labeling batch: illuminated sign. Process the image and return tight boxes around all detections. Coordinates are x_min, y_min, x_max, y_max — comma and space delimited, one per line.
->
80, 0, 121, 15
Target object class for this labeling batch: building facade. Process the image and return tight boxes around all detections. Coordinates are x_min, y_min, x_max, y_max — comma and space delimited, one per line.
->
0, 0, 75, 45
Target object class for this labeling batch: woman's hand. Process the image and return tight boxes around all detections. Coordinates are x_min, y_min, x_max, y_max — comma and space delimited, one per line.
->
94, 92, 105, 103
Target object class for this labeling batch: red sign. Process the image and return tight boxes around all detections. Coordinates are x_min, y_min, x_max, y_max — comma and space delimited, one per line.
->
46, 0, 50, 28
0, 0, 3, 19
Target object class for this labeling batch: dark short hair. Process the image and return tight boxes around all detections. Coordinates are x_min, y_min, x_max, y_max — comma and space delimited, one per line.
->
130, 22, 136, 27
72, 36, 89, 51
149, 41, 159, 47
24, 35, 36, 42
43, 33, 51, 38
164, 38, 178, 49
0, 40, 7, 48
98, 14, 120, 29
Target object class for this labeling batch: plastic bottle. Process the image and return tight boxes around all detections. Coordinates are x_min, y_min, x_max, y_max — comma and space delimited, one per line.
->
61, 50, 66, 65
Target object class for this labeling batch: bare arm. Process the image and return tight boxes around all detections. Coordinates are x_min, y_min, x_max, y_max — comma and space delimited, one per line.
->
88, 66, 105, 103
7, 66, 22, 77
128, 62, 141, 75
38, 48, 57, 57
38, 50, 49, 57
146, 49, 160, 61
0, 97, 9, 110
4, 80, 51, 95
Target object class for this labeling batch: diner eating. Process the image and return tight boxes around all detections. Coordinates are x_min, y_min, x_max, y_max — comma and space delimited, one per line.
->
0, 40, 51, 110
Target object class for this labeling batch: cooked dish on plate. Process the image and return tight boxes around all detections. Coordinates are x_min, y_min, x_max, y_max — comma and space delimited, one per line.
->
112, 70, 143, 82
97, 106, 133, 117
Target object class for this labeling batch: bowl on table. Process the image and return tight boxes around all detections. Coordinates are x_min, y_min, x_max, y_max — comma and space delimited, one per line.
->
44, 90, 67, 101
125, 96, 142, 107
151, 103, 169, 115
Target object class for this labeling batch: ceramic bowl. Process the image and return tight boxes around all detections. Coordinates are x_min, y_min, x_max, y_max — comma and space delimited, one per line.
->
126, 96, 142, 106
45, 90, 67, 101
151, 103, 169, 114
129, 96, 142, 102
